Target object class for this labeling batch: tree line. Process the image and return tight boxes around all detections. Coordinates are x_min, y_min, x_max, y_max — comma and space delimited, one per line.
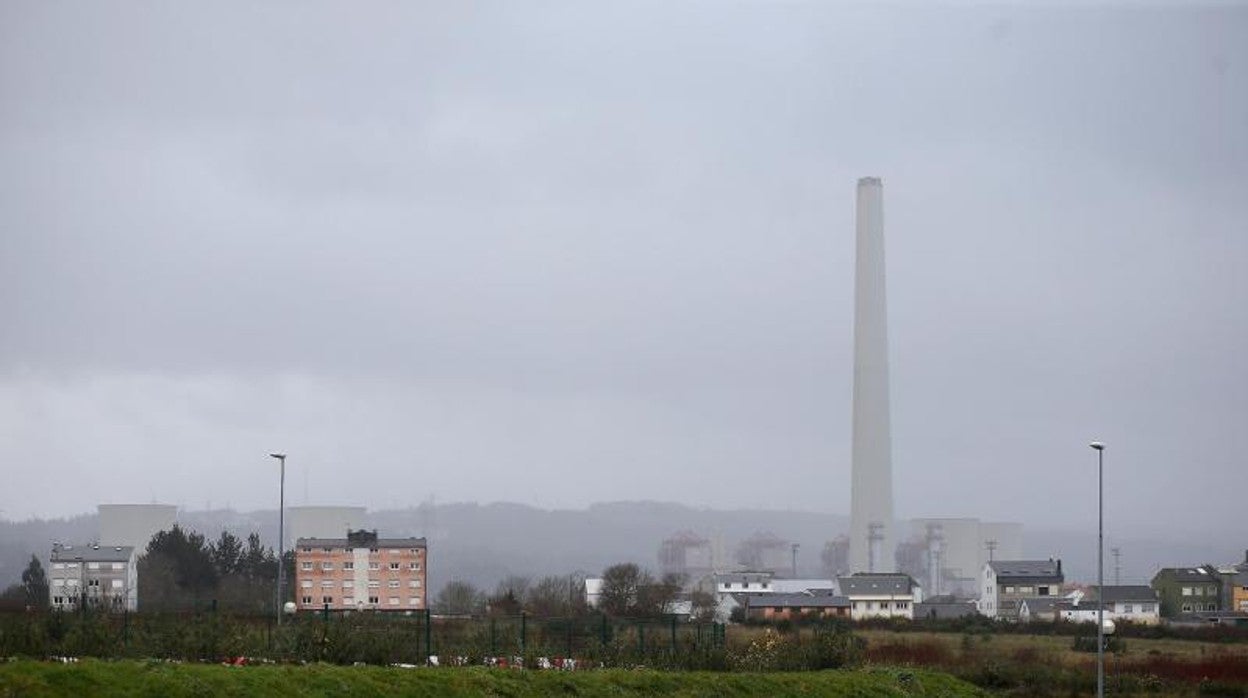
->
433, 562, 716, 620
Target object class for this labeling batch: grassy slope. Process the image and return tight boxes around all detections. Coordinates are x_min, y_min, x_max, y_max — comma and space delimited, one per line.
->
0, 660, 984, 698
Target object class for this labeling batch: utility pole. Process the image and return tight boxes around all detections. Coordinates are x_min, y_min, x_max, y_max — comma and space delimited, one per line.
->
269, 453, 287, 626
985, 540, 998, 562
791, 543, 799, 579
1112, 548, 1121, 586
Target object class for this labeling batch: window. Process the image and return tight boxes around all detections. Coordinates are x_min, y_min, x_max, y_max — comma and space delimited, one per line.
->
368, 596, 379, 604
1182, 587, 1193, 596
87, 579, 100, 587
88, 562, 100, 570
409, 562, 420, 570
52, 579, 64, 587
111, 579, 123, 589
1182, 604, 1193, 612
388, 580, 400, 589
409, 548, 418, 554
408, 580, 420, 588
369, 562, 379, 571
369, 548, 379, 554
302, 596, 313, 604
322, 562, 334, 571
323, 547, 333, 553
1018, 586, 1033, 594
113, 563, 125, 571
322, 580, 334, 588
302, 562, 313, 571
322, 596, 333, 604
1038, 586, 1050, 596
389, 597, 399, 606
343, 562, 354, 570
53, 596, 64, 605
65, 578, 79, 587
1123, 604, 1134, 613
343, 597, 355, 606
1005, 586, 1015, 593
343, 581, 354, 589
409, 597, 419, 606
389, 562, 400, 570
66, 563, 78, 569
302, 547, 312, 553
1142, 603, 1155, 612
368, 580, 380, 589
301, 580, 313, 589
53, 563, 65, 570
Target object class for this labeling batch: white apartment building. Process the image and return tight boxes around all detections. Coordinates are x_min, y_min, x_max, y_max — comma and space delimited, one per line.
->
48, 543, 138, 612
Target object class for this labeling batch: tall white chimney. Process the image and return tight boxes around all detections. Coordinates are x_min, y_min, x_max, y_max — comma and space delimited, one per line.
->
848, 177, 895, 573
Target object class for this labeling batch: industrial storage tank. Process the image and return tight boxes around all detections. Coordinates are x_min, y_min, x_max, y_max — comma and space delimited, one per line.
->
98, 504, 178, 552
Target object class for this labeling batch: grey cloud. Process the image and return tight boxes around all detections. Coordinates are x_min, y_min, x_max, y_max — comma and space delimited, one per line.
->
1, 2, 1244, 535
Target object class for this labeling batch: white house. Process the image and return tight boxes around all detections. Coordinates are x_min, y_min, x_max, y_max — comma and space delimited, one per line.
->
583, 577, 603, 609
1058, 586, 1160, 626
838, 573, 921, 620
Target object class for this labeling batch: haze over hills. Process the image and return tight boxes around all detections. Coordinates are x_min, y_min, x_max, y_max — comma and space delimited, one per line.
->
1, 501, 1241, 596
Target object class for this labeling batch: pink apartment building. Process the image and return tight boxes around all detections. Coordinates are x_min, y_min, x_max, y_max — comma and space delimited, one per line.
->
294, 529, 428, 612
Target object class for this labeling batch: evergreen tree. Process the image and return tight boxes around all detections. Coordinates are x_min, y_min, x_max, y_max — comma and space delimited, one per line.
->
20, 555, 49, 609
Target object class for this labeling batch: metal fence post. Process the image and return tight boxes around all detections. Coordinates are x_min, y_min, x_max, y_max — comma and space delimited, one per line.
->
669, 615, 677, 655
490, 616, 497, 655
424, 608, 432, 663
520, 611, 527, 655
600, 613, 608, 646
638, 622, 645, 656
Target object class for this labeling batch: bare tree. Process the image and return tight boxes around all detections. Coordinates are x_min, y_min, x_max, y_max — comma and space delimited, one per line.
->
435, 580, 485, 615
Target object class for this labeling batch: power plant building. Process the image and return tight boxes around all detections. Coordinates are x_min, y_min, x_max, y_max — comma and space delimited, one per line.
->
287, 506, 367, 550
97, 504, 177, 552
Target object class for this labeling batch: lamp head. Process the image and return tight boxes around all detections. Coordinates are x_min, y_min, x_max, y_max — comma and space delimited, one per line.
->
1089, 442, 1105, 451
269, 453, 286, 460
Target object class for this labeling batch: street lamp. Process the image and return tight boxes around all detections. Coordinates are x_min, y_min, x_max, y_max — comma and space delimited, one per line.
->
1089, 441, 1106, 698
269, 452, 287, 626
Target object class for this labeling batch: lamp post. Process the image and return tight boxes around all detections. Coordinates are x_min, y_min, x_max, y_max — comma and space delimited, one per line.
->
269, 452, 287, 626
1090, 441, 1105, 698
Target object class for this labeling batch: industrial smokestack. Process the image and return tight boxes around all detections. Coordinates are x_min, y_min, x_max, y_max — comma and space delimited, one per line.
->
849, 177, 895, 573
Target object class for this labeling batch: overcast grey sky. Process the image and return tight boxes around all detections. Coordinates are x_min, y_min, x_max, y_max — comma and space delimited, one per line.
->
2, 2, 1244, 538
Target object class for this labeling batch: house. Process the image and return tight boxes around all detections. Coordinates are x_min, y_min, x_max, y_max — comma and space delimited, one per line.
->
742, 591, 851, 622
1150, 567, 1221, 617
838, 573, 921, 620
294, 529, 427, 612
1232, 573, 1248, 613
978, 559, 1063, 620
48, 542, 137, 612
1079, 586, 1161, 625
914, 594, 979, 620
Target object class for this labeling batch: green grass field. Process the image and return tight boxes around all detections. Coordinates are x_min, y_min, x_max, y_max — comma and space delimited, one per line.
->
0, 660, 984, 697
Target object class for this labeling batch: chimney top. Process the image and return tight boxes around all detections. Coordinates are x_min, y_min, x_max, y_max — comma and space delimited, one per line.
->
857, 176, 882, 187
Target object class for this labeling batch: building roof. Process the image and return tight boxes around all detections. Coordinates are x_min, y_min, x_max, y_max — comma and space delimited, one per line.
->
746, 592, 850, 609
1153, 567, 1218, 583
51, 544, 134, 563
1086, 585, 1158, 603
988, 560, 1062, 581
716, 571, 773, 584
837, 573, 918, 596
296, 536, 426, 549
768, 579, 837, 594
